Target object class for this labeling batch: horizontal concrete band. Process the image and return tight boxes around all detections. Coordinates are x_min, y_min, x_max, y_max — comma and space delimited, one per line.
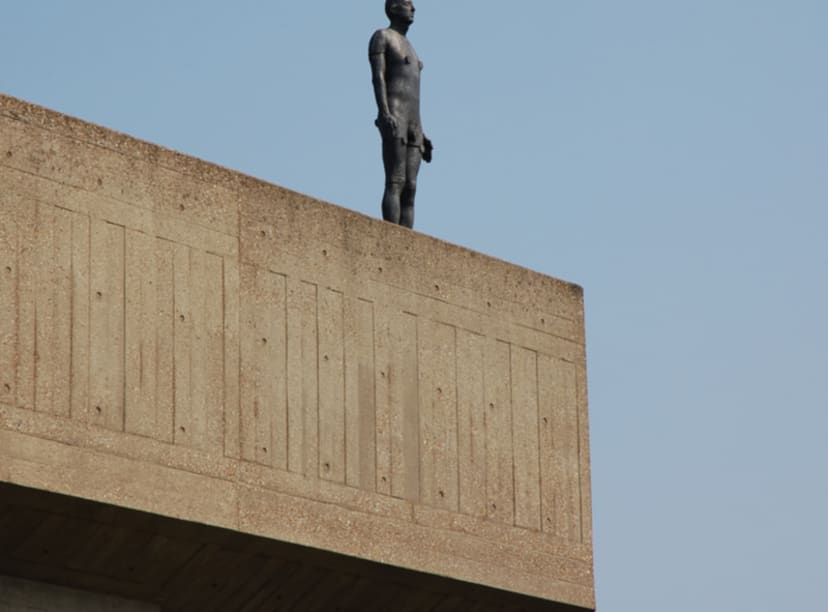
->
0, 93, 594, 609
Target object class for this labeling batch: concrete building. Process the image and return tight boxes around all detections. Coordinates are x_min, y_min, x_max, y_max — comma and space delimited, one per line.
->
0, 94, 595, 611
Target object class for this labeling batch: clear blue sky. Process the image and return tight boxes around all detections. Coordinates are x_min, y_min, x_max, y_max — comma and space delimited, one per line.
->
2, 2, 826, 609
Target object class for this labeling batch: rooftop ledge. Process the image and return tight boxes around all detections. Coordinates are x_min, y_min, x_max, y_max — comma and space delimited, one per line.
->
0, 93, 594, 611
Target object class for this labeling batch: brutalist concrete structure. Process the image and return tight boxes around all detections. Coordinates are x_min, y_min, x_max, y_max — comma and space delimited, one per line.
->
0, 94, 595, 611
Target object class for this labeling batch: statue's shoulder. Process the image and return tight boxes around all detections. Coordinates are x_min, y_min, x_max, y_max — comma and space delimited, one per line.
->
369, 28, 393, 55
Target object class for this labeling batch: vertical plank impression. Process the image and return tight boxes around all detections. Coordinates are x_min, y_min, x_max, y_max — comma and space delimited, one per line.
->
390, 311, 419, 502
34, 202, 56, 414
15, 197, 36, 411
286, 279, 320, 477
189, 250, 208, 449
286, 277, 305, 473
456, 329, 487, 518
0, 195, 17, 405
70, 213, 91, 423
300, 283, 319, 478
51, 207, 73, 416
343, 296, 360, 487
204, 253, 226, 451
125, 229, 157, 438
511, 345, 541, 530
89, 220, 125, 431
124, 232, 143, 427
484, 339, 514, 525
357, 304, 377, 492
344, 297, 376, 491
187, 250, 225, 452
576, 361, 591, 546
538, 354, 581, 542
263, 270, 288, 469
418, 319, 459, 511
318, 288, 345, 483
373, 305, 393, 496
154, 239, 176, 443
239, 264, 258, 463
107, 222, 126, 432
240, 266, 287, 468
223, 258, 241, 459
173, 244, 192, 446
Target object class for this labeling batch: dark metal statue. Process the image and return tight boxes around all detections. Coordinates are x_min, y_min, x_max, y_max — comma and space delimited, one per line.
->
369, 0, 433, 229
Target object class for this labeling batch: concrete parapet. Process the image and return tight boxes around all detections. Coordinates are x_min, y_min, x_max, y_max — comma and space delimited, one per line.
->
0, 93, 594, 610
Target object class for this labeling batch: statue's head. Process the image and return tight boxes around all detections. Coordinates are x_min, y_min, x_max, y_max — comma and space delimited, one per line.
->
386, 0, 415, 24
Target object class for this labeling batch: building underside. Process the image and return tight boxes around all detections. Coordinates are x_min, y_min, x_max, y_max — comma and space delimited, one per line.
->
0, 483, 586, 611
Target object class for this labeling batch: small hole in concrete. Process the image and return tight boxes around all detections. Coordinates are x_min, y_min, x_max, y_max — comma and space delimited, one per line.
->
436, 387, 443, 395
96, 291, 103, 299
434, 284, 440, 291
260, 230, 266, 237
541, 318, 546, 325
438, 490, 445, 498
380, 371, 386, 378
179, 314, 186, 322
97, 177, 103, 186
4, 266, 11, 273
95, 406, 102, 413
378, 266, 383, 273
179, 203, 185, 211
262, 337, 267, 344
322, 249, 328, 256
489, 402, 495, 410
262, 447, 268, 454
323, 354, 329, 361
5, 151, 12, 158
381, 476, 388, 483
487, 301, 492, 308
543, 417, 549, 425
323, 462, 331, 471
3, 383, 10, 392
491, 503, 497, 511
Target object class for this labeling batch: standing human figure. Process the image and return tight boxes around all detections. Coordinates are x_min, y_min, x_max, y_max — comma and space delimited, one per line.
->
369, 0, 433, 229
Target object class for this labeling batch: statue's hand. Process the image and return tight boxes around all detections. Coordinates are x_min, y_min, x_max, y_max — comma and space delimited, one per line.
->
422, 137, 434, 163
377, 112, 399, 138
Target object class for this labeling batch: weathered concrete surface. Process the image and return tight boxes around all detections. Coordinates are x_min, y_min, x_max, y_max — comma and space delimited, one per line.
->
0, 93, 594, 610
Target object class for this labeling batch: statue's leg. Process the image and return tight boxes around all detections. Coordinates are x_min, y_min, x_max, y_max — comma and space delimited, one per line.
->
382, 137, 407, 225
399, 145, 423, 229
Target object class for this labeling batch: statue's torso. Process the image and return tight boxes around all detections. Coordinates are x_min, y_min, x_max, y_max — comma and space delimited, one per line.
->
371, 28, 422, 124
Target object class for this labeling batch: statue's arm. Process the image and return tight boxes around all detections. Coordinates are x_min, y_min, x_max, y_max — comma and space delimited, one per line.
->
369, 31, 397, 135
